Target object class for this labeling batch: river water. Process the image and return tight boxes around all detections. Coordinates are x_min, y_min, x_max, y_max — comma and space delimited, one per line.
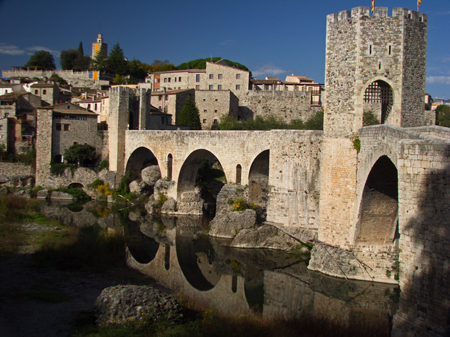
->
41, 200, 399, 330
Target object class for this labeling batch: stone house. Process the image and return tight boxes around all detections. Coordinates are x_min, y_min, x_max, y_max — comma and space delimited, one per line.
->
195, 90, 239, 129
150, 89, 195, 124
37, 103, 100, 163
30, 83, 60, 105
146, 69, 206, 92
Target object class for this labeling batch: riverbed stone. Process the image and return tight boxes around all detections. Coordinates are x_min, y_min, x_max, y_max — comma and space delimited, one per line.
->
50, 191, 74, 201
36, 189, 49, 199
209, 209, 257, 238
94, 285, 183, 326
145, 198, 158, 214
161, 198, 177, 213
141, 165, 161, 187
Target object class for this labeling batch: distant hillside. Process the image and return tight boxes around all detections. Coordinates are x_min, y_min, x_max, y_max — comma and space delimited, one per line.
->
177, 57, 250, 72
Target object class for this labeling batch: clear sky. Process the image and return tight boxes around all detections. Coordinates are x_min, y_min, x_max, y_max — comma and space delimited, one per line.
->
0, 0, 448, 99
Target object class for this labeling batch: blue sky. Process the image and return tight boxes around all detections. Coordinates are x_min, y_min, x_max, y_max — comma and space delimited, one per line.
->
0, 0, 449, 99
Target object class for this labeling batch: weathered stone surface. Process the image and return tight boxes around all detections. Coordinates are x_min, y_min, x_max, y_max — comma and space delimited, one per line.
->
145, 198, 158, 214
230, 225, 305, 251
215, 184, 247, 217
0, 175, 9, 184
50, 191, 74, 201
14, 189, 31, 198
141, 165, 161, 187
161, 198, 177, 213
94, 285, 183, 326
129, 180, 143, 194
36, 189, 49, 199
209, 209, 257, 238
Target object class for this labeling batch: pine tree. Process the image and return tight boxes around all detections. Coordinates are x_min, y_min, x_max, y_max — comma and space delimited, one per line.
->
78, 41, 84, 56
178, 96, 201, 130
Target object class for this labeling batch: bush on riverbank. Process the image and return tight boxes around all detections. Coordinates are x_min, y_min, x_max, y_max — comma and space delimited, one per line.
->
73, 305, 391, 337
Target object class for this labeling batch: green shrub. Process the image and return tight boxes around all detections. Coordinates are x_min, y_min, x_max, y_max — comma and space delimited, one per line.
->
64, 188, 90, 201
98, 159, 109, 171
363, 110, 380, 126
90, 179, 104, 189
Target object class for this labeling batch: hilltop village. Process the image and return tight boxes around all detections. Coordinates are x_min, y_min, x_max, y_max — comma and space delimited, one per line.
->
0, 33, 323, 168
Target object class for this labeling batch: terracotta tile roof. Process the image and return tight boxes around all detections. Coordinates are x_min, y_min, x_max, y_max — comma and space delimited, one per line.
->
149, 69, 206, 75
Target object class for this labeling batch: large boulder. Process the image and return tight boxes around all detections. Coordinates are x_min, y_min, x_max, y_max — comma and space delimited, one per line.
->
50, 191, 74, 201
209, 209, 257, 238
141, 166, 161, 187
145, 198, 158, 214
161, 198, 177, 213
36, 189, 49, 199
94, 285, 183, 326
215, 184, 248, 217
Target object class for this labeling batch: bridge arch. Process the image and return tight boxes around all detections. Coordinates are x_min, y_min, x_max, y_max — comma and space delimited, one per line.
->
125, 146, 161, 181
248, 150, 270, 209
354, 155, 398, 245
177, 149, 227, 213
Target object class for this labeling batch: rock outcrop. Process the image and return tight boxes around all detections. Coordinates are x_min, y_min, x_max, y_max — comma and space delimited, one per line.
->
94, 285, 183, 326
141, 166, 161, 187
209, 209, 257, 238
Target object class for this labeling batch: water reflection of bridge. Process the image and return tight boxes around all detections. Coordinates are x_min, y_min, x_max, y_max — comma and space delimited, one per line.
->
124, 214, 398, 325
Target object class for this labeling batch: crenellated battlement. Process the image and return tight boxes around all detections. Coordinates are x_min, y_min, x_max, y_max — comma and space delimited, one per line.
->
327, 7, 427, 24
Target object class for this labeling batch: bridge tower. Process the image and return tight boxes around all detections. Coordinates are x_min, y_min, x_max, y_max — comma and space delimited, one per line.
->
318, 7, 428, 247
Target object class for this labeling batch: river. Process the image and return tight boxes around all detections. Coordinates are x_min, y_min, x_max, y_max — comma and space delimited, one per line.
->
41, 199, 399, 332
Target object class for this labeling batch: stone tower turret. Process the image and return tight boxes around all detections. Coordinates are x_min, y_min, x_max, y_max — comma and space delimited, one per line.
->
319, 7, 428, 247
92, 33, 108, 59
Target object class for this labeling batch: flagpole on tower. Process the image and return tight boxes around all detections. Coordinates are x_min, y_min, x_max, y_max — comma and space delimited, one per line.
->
371, 0, 374, 14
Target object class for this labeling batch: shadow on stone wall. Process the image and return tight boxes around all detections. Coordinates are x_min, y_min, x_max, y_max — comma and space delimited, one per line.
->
392, 147, 450, 336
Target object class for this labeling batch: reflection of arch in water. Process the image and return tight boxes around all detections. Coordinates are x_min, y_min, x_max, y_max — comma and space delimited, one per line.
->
176, 232, 221, 291
177, 149, 227, 198
244, 266, 264, 313
355, 156, 398, 245
248, 150, 270, 208
363, 80, 394, 124
124, 220, 160, 264
125, 147, 160, 181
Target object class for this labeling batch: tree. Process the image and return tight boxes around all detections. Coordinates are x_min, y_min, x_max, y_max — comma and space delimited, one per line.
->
78, 41, 84, 56
304, 110, 324, 130
106, 42, 128, 75
437, 105, 450, 127
72, 55, 91, 71
64, 143, 97, 167
90, 44, 107, 72
60, 49, 81, 70
363, 110, 380, 126
178, 96, 201, 130
25, 50, 56, 70
112, 74, 125, 84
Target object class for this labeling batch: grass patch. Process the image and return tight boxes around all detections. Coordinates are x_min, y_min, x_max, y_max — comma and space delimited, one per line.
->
72, 306, 391, 337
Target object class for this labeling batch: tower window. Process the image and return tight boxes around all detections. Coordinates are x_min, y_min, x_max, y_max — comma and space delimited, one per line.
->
369, 45, 372, 55
379, 62, 382, 70
388, 45, 392, 55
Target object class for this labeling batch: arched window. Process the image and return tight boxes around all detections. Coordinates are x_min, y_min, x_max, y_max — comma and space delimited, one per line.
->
236, 164, 242, 184
167, 154, 173, 180
364, 80, 393, 124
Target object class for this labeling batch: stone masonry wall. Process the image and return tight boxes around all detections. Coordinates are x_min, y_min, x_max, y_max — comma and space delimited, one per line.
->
108, 87, 130, 182
51, 115, 99, 158
392, 138, 450, 336
266, 130, 322, 231
195, 90, 239, 130
236, 90, 321, 123
35, 108, 53, 186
